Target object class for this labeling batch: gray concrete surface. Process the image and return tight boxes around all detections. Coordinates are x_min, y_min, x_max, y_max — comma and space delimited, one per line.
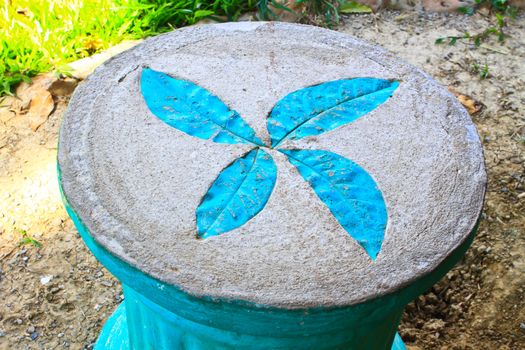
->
58, 22, 486, 308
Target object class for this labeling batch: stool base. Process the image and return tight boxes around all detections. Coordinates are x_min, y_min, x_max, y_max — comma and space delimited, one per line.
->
94, 302, 407, 350
94, 303, 129, 350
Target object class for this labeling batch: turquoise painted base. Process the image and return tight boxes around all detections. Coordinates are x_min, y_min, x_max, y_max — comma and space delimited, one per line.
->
59, 166, 476, 350
95, 300, 407, 350
95, 303, 129, 350
392, 334, 407, 350
93, 284, 407, 349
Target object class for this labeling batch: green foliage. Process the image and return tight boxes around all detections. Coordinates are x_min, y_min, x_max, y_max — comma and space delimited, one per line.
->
339, 1, 372, 14
1, 0, 257, 96
258, 1, 361, 27
436, 0, 518, 47
459, 0, 518, 14
17, 229, 42, 248
1, 0, 363, 96
435, 0, 519, 80
298, 0, 344, 25
471, 63, 490, 79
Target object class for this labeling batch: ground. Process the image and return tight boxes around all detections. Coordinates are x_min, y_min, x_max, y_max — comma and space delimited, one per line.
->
0, 10, 524, 350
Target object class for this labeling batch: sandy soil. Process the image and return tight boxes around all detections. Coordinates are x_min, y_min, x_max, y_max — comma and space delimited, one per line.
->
0, 10, 524, 350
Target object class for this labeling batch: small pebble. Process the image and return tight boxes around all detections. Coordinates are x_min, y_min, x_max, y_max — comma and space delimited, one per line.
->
40, 275, 53, 285
51, 218, 63, 227
100, 280, 113, 287
520, 322, 525, 330
30, 332, 39, 340
26, 326, 35, 334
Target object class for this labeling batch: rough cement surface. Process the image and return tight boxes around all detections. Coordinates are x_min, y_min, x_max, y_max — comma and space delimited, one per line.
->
58, 22, 486, 308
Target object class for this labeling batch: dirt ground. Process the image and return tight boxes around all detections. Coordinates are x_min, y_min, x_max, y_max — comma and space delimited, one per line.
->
0, 10, 524, 350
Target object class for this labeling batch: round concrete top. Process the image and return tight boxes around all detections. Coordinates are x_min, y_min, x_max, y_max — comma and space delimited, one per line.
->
58, 22, 486, 308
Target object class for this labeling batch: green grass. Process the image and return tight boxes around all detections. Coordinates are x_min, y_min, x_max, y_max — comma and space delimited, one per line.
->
17, 229, 42, 248
434, 0, 520, 80
435, 0, 518, 47
258, 1, 357, 26
1, 0, 257, 96
1, 0, 360, 97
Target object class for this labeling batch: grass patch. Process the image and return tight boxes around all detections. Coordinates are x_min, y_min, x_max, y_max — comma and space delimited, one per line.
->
17, 229, 42, 248
435, 0, 518, 46
1, 0, 362, 96
258, 1, 365, 27
434, 0, 520, 80
1, 0, 257, 96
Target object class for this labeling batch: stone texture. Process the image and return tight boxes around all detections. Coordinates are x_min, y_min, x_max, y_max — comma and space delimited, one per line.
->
58, 22, 486, 309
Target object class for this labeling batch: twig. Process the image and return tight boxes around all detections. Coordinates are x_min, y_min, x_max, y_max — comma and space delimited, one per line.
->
480, 44, 509, 55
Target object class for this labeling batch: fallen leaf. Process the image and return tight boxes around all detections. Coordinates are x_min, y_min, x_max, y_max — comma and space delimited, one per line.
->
48, 78, 78, 97
27, 90, 54, 131
448, 87, 484, 115
340, 1, 373, 13
15, 74, 56, 110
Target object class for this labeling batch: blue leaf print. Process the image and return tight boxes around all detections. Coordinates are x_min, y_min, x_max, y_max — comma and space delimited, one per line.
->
141, 68, 263, 146
268, 78, 399, 147
196, 148, 277, 239
281, 149, 387, 259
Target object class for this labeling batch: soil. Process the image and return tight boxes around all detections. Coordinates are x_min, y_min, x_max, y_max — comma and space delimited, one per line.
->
0, 10, 524, 350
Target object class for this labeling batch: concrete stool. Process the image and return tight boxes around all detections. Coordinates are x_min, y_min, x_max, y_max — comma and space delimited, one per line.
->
57, 22, 486, 350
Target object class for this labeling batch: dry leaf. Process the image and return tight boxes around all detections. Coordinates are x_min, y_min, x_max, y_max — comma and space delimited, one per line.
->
15, 74, 55, 110
448, 87, 484, 115
48, 78, 78, 97
27, 90, 54, 131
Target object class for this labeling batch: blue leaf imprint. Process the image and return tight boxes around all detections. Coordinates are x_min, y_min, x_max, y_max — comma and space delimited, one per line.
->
196, 148, 277, 239
281, 149, 387, 259
140, 70, 396, 254
141, 68, 264, 146
268, 79, 399, 147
